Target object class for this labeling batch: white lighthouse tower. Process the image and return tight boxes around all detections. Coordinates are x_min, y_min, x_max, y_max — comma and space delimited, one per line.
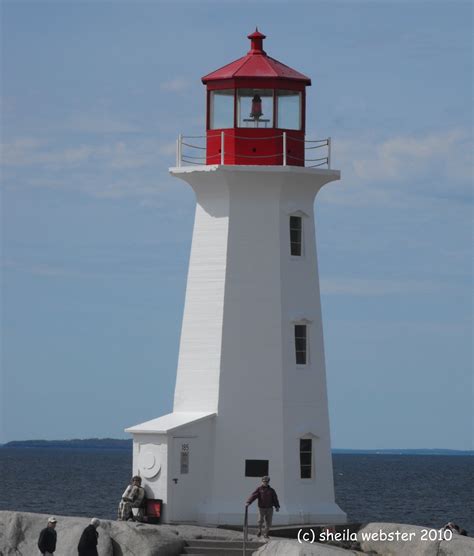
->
126, 30, 346, 526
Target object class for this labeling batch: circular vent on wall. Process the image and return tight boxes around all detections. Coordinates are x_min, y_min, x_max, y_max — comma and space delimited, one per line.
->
138, 448, 161, 479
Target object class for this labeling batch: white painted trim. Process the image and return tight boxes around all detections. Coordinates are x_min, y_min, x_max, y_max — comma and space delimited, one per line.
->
287, 209, 310, 218
125, 412, 216, 434
299, 431, 320, 439
170, 164, 341, 180
290, 317, 313, 324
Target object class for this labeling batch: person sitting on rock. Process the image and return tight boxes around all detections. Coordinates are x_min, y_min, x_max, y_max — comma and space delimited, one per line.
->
77, 518, 100, 556
245, 475, 280, 539
118, 475, 145, 521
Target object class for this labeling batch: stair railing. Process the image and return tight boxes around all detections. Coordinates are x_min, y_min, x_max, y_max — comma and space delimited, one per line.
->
243, 505, 249, 555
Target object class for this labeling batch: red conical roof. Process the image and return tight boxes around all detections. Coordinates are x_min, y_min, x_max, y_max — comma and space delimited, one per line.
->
202, 29, 311, 85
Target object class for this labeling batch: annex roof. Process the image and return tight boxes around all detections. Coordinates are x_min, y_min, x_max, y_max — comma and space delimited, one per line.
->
202, 29, 311, 85
125, 411, 216, 434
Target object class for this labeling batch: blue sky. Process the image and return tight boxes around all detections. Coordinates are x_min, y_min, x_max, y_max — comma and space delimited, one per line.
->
1, 1, 472, 449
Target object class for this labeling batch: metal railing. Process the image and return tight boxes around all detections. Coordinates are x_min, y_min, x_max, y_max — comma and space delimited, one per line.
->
243, 505, 249, 555
176, 131, 332, 169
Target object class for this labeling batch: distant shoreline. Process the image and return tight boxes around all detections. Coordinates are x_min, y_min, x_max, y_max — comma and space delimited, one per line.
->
1, 439, 472, 455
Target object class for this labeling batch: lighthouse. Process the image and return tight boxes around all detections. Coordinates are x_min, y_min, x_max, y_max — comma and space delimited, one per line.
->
126, 30, 346, 526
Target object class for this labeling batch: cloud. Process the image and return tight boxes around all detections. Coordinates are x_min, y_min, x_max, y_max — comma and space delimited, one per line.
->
324, 128, 472, 206
68, 114, 141, 134
320, 277, 443, 296
2, 138, 45, 165
2, 138, 94, 168
158, 141, 178, 156
1, 137, 173, 171
160, 78, 190, 93
1, 136, 184, 200
349, 129, 471, 183
4, 128, 470, 205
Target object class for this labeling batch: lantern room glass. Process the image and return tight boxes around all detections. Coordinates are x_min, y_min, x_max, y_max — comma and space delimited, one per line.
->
237, 89, 274, 128
210, 90, 234, 129
277, 90, 302, 130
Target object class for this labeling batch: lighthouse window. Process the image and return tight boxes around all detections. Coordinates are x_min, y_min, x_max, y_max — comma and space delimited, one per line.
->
277, 90, 302, 130
290, 216, 303, 256
237, 89, 273, 128
210, 90, 234, 129
300, 438, 313, 479
294, 324, 307, 365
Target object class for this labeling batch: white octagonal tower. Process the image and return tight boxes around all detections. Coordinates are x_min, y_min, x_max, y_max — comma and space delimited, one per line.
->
126, 29, 346, 527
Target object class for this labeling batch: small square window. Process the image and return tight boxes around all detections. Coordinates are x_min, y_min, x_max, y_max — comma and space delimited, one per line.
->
245, 459, 269, 477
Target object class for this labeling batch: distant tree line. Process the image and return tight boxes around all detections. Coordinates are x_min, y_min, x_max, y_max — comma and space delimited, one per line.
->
2, 438, 133, 450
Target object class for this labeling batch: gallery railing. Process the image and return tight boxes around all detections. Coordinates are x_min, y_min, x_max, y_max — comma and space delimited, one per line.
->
175, 132, 332, 169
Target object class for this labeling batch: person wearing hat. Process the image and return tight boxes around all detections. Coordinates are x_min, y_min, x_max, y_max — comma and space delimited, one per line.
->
77, 518, 100, 556
37, 516, 57, 555
246, 476, 280, 539
118, 475, 145, 521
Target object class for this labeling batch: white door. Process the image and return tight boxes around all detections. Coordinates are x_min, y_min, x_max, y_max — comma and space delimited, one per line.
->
170, 436, 199, 522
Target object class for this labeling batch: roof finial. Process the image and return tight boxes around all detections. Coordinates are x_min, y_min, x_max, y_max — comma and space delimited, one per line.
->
247, 28, 266, 55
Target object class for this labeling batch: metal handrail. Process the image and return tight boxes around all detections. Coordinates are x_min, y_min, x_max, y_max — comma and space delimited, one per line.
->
243, 505, 248, 556
176, 131, 332, 169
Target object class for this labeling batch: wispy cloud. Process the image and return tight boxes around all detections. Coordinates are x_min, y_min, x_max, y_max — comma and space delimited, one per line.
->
324, 128, 472, 206
348, 129, 471, 183
68, 114, 141, 134
1, 136, 182, 199
2, 137, 172, 170
160, 77, 190, 92
3, 138, 94, 168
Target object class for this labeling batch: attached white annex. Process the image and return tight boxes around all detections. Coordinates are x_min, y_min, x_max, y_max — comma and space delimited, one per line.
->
126, 29, 346, 527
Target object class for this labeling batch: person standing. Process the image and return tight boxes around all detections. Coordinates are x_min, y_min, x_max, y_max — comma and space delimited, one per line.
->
118, 475, 145, 521
37, 516, 57, 555
246, 476, 280, 539
77, 518, 100, 556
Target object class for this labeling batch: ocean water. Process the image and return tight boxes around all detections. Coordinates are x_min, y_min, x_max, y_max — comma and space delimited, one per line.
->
1, 449, 472, 534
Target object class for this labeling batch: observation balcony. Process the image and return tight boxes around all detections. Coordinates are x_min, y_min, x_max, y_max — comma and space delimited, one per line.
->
175, 131, 332, 169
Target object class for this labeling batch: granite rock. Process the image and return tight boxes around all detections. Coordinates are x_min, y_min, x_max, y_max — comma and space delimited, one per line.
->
0, 511, 184, 556
254, 539, 360, 555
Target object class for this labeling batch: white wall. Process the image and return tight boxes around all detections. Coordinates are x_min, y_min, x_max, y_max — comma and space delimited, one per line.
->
133, 418, 215, 524
170, 166, 345, 525
173, 173, 230, 413
133, 433, 169, 519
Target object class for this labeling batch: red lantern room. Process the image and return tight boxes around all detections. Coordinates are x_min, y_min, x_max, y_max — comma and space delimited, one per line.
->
202, 29, 311, 166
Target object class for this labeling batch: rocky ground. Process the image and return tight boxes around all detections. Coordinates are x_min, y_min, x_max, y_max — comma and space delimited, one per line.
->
1, 511, 472, 555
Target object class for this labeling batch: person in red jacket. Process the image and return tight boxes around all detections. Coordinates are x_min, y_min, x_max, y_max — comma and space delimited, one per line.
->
246, 476, 280, 539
